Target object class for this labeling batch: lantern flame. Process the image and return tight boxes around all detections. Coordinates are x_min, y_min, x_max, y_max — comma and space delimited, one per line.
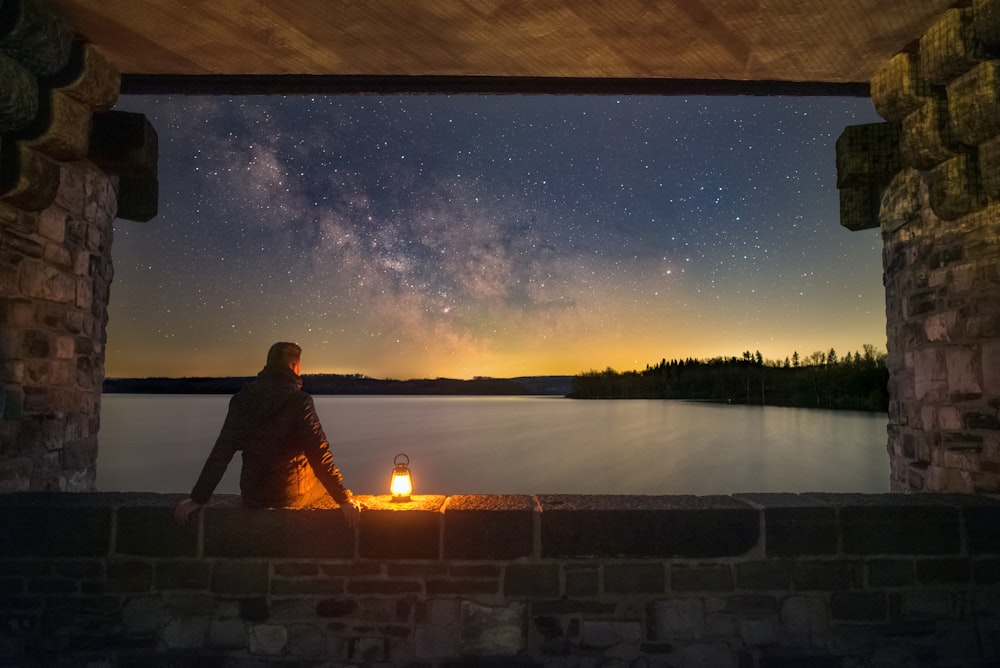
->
390, 453, 412, 501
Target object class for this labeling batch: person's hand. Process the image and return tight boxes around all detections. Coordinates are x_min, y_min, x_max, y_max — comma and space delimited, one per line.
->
340, 499, 361, 528
173, 498, 202, 526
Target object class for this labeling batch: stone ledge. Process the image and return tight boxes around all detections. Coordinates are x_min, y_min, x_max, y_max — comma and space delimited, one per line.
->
0, 492, 997, 560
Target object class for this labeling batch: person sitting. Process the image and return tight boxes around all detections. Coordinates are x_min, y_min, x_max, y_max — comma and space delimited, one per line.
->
173, 341, 361, 527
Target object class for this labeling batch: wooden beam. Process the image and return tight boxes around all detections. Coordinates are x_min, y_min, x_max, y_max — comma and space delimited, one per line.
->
121, 74, 871, 98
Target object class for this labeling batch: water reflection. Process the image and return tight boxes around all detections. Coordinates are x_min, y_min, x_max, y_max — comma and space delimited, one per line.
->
98, 395, 890, 496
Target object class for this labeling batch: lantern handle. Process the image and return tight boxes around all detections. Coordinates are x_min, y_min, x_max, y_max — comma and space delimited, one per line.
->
394, 453, 409, 467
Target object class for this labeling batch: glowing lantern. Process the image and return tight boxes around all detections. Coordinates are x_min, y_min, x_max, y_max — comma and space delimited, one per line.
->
389, 453, 413, 502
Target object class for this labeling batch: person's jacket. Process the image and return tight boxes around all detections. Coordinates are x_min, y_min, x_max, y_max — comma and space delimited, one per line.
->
189, 366, 350, 507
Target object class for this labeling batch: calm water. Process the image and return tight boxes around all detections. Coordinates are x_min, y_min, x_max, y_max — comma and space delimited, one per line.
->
97, 395, 890, 496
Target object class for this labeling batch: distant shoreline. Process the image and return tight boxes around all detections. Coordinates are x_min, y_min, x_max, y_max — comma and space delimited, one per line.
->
102, 374, 575, 397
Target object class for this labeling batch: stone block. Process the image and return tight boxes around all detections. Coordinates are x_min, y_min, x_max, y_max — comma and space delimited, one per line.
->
648, 598, 705, 640
538, 495, 759, 558
831, 591, 887, 622
928, 149, 988, 220
346, 579, 421, 595
895, 590, 956, 620
948, 60, 1000, 146
836, 122, 902, 188
982, 339, 1000, 395
270, 576, 343, 596
914, 348, 948, 402
740, 494, 838, 556
162, 616, 210, 650
813, 494, 961, 555
426, 578, 498, 596
902, 96, 960, 170
0, 0, 73, 76
45, 41, 121, 112
565, 567, 599, 596
605, 562, 665, 594
122, 595, 168, 634
504, 564, 559, 598
871, 52, 934, 121
579, 619, 642, 649
962, 498, 1000, 553
838, 184, 882, 231
358, 495, 444, 559
88, 110, 158, 178
0, 52, 38, 133
249, 623, 287, 655
415, 623, 458, 659
117, 505, 197, 557
116, 174, 158, 222
203, 506, 354, 559
0, 142, 60, 211
208, 618, 247, 650
37, 207, 67, 242
443, 494, 534, 559
792, 561, 857, 591
740, 617, 777, 647
532, 600, 616, 616
736, 560, 791, 590
916, 558, 971, 584
725, 594, 778, 616
945, 346, 982, 398
670, 563, 733, 592
21, 89, 92, 163
780, 595, 828, 638
155, 560, 211, 590
315, 598, 357, 618
920, 8, 986, 85
459, 601, 525, 655
211, 561, 268, 595
868, 559, 915, 586
105, 559, 153, 592
974, 559, 1000, 584
0, 501, 110, 556
288, 623, 325, 658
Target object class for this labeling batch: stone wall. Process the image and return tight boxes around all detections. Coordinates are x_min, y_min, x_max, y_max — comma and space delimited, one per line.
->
0, 492, 998, 667
0, 163, 116, 492
838, 1, 1000, 493
1, 0, 155, 492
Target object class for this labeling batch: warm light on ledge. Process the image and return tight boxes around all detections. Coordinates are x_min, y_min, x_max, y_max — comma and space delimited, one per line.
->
390, 453, 413, 502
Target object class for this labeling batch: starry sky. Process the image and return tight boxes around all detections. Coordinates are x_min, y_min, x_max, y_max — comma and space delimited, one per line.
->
106, 94, 886, 380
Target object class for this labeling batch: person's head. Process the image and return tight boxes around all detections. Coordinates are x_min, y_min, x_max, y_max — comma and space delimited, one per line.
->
265, 341, 302, 375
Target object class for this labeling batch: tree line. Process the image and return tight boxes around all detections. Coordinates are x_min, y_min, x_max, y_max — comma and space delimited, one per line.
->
569, 345, 889, 412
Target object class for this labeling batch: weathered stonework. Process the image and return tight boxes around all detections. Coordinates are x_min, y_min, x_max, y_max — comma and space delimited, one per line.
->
0, 492, 997, 667
0, 0, 154, 492
853, 0, 1000, 492
0, 162, 115, 491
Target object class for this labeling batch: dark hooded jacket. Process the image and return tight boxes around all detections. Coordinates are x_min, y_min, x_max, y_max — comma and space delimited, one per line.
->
189, 365, 350, 508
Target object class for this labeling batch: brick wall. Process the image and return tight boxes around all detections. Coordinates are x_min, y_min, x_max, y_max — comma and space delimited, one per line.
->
1, 492, 998, 667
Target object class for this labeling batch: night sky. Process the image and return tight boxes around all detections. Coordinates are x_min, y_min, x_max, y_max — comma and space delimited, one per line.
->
106, 94, 886, 380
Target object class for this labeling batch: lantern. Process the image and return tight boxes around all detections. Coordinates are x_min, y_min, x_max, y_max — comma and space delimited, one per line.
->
389, 453, 412, 502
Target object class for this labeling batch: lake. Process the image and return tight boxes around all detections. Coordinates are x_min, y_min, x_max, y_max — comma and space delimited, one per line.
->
97, 394, 891, 496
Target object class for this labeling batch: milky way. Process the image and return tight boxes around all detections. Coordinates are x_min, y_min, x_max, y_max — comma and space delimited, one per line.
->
106, 94, 885, 379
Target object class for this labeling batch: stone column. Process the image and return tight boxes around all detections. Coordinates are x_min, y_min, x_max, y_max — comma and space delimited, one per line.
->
1, 0, 155, 491
0, 163, 116, 491
840, 2, 1000, 493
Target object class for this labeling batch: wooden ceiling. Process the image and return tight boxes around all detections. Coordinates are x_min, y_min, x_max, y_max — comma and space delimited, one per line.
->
44, 0, 956, 95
